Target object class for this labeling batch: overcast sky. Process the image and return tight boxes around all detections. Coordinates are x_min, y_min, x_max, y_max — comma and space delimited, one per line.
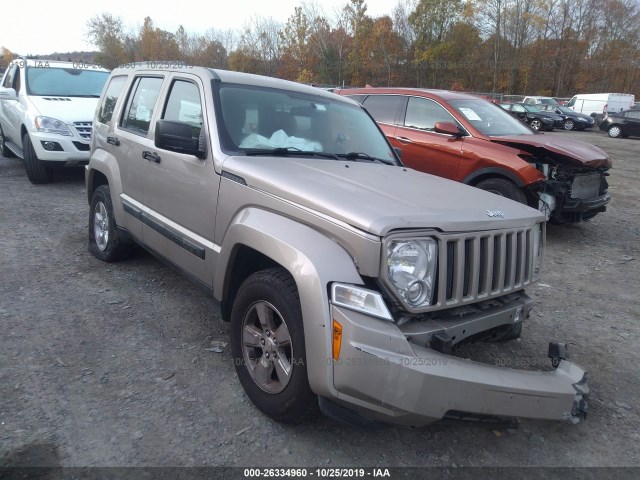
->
2, 0, 395, 55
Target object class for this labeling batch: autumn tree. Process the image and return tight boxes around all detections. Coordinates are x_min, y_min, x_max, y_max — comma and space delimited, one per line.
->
86, 13, 127, 69
1, 47, 17, 70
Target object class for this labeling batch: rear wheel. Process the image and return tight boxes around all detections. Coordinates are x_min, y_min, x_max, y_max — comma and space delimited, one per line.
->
230, 267, 318, 423
563, 119, 575, 131
89, 184, 133, 261
23, 133, 53, 184
475, 178, 527, 205
529, 119, 542, 131
607, 125, 622, 138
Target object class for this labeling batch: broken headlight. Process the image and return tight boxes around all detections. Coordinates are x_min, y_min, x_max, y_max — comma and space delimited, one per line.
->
386, 238, 437, 308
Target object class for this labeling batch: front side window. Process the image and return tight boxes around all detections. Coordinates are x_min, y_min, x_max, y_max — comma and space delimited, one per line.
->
217, 83, 398, 164
2, 65, 17, 89
26, 66, 109, 97
403, 97, 455, 131
96, 76, 127, 125
120, 77, 164, 136
162, 80, 203, 137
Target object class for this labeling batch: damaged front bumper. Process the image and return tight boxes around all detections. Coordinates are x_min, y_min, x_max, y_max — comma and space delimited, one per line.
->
326, 297, 589, 427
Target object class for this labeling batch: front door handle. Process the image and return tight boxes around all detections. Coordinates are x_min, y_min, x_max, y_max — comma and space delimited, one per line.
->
107, 136, 120, 146
142, 151, 161, 163
395, 136, 413, 144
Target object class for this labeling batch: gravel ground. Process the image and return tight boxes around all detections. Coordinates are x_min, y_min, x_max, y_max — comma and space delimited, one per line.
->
0, 129, 639, 473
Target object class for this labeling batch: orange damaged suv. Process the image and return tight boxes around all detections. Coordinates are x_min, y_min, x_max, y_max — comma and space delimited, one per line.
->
338, 88, 611, 223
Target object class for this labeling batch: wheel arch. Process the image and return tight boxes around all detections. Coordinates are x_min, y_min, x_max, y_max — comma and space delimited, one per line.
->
463, 168, 526, 188
215, 207, 364, 398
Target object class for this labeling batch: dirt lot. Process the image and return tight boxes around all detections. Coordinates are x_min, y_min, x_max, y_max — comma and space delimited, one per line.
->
1, 129, 639, 473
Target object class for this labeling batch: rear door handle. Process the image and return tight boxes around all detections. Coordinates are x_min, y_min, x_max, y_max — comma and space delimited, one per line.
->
142, 151, 161, 163
395, 136, 413, 144
107, 136, 120, 146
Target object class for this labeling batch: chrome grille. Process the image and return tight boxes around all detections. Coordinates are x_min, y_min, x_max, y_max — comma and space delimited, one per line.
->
434, 225, 542, 309
74, 122, 93, 141
571, 174, 601, 200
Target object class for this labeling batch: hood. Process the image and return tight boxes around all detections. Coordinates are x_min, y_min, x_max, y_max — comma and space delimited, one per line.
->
569, 112, 594, 121
489, 134, 612, 169
27, 96, 99, 123
221, 156, 543, 237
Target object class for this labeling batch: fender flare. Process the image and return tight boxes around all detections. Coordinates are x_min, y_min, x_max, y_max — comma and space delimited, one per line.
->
215, 207, 366, 398
85, 149, 124, 217
463, 167, 526, 188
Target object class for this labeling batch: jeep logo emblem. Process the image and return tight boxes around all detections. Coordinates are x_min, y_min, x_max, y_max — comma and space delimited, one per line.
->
487, 210, 505, 218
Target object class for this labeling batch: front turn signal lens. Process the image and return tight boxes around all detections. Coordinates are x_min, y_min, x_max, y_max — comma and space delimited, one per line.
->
332, 319, 343, 361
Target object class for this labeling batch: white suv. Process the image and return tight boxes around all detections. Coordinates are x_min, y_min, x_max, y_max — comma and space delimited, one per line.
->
0, 58, 110, 183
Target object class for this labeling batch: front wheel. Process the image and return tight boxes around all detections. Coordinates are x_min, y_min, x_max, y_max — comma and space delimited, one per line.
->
563, 119, 575, 131
608, 125, 622, 138
529, 119, 542, 131
230, 268, 318, 423
23, 133, 52, 184
475, 178, 527, 205
89, 184, 133, 261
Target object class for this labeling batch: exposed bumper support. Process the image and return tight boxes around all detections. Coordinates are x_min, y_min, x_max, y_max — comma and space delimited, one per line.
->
329, 304, 589, 427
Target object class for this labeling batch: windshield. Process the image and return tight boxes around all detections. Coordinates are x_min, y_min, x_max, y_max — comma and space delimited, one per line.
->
449, 99, 533, 136
217, 84, 398, 164
26, 66, 109, 97
557, 106, 575, 114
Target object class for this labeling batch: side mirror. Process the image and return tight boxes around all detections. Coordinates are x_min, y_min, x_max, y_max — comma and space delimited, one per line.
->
155, 119, 206, 159
434, 121, 463, 137
0, 87, 18, 101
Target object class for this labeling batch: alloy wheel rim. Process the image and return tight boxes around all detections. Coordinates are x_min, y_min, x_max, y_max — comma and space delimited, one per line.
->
93, 202, 109, 251
609, 126, 621, 137
241, 300, 293, 394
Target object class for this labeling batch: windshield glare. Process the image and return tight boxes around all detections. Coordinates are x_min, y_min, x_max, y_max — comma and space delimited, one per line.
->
26, 67, 109, 96
449, 99, 533, 136
218, 84, 398, 163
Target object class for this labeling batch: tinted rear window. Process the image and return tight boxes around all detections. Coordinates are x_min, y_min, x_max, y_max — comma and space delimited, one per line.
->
362, 95, 404, 124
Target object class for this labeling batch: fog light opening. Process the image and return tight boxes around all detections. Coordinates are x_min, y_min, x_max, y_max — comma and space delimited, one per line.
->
43, 141, 56, 151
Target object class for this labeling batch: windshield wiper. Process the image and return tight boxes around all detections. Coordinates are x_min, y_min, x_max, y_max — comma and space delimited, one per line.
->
63, 94, 101, 98
245, 147, 339, 159
336, 152, 394, 165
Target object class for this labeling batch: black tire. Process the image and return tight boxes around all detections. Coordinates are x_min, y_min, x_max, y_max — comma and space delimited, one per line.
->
0, 125, 15, 158
529, 119, 542, 131
230, 267, 318, 423
607, 125, 622, 138
89, 184, 133, 261
23, 133, 53, 184
475, 178, 527, 205
563, 119, 574, 131
486, 322, 523, 342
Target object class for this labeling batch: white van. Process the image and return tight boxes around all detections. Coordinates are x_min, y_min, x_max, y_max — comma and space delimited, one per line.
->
0, 58, 110, 183
567, 93, 635, 117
